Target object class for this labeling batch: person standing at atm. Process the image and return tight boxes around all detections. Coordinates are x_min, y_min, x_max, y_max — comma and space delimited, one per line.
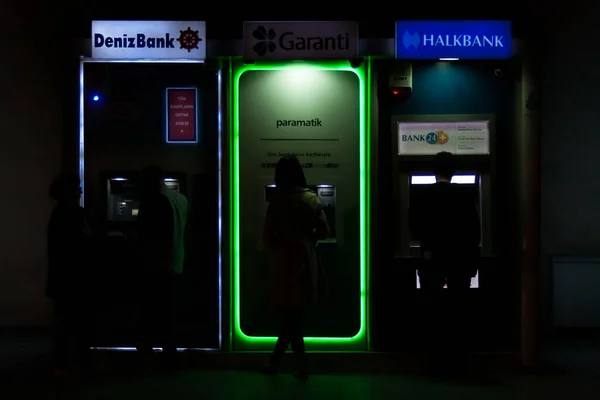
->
46, 172, 93, 376
409, 151, 480, 372
409, 151, 480, 290
261, 156, 330, 381
136, 165, 188, 368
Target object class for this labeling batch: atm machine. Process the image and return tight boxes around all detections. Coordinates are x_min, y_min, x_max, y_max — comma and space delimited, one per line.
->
101, 170, 186, 274
388, 115, 497, 350
104, 173, 183, 237
393, 115, 494, 289
264, 184, 337, 240
406, 173, 487, 289
92, 170, 186, 346
239, 180, 351, 339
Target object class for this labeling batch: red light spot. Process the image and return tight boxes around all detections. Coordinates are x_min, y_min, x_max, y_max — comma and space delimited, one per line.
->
392, 90, 399, 95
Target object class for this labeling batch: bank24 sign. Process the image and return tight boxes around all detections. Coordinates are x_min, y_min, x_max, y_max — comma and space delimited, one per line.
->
243, 21, 359, 61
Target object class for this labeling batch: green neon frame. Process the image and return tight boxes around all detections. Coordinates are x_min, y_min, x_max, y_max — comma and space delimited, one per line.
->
231, 60, 369, 348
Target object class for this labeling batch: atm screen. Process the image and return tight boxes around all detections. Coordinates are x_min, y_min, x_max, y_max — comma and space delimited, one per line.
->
410, 174, 480, 289
164, 178, 180, 192
107, 176, 181, 222
417, 274, 479, 289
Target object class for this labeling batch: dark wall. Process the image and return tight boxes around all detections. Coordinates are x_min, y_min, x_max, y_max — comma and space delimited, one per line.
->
541, 8, 600, 332
0, 3, 66, 326
389, 61, 511, 116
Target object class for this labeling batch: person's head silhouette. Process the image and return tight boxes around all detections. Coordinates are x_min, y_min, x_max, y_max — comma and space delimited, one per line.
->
274, 156, 307, 192
49, 173, 81, 204
432, 151, 457, 182
140, 165, 165, 195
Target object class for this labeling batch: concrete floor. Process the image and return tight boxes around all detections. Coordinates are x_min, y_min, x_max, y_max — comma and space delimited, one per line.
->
1, 333, 599, 399
2, 368, 599, 400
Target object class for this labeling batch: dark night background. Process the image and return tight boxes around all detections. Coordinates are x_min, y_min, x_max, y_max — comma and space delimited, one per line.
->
2, 0, 598, 370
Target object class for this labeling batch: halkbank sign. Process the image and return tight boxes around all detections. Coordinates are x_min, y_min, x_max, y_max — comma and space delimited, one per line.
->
243, 21, 358, 60
395, 20, 512, 60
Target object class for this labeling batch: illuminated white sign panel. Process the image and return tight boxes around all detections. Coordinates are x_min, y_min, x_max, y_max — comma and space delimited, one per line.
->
398, 121, 490, 156
243, 21, 359, 60
91, 21, 206, 60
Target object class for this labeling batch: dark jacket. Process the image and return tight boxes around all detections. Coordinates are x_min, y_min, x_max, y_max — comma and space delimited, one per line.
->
47, 204, 92, 300
263, 188, 330, 309
137, 188, 188, 275
409, 182, 481, 261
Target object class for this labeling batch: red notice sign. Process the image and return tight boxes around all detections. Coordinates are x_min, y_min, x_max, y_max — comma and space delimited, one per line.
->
166, 88, 197, 143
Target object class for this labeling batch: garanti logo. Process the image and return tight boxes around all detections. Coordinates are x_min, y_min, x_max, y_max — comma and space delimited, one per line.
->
249, 24, 351, 57
252, 26, 277, 56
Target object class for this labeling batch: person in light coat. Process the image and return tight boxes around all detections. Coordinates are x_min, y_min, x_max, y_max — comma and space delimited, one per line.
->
261, 156, 330, 381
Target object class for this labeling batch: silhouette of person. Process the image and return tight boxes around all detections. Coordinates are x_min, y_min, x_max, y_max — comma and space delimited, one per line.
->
408, 151, 480, 374
136, 166, 188, 368
46, 172, 93, 376
262, 156, 330, 381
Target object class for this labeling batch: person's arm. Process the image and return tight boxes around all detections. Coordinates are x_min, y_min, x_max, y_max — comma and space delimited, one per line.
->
408, 201, 423, 242
304, 193, 330, 241
154, 196, 174, 265
138, 196, 173, 269
462, 199, 481, 277
313, 209, 330, 241
467, 200, 481, 253
262, 202, 277, 250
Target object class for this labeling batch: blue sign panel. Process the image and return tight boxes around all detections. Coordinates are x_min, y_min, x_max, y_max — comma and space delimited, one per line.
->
395, 20, 512, 60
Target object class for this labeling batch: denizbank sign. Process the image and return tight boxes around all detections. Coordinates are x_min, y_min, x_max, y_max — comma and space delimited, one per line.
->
91, 21, 206, 60
395, 20, 512, 60
243, 21, 358, 60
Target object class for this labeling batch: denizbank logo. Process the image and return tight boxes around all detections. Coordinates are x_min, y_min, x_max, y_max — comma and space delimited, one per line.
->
94, 27, 201, 52
91, 21, 206, 60
244, 21, 358, 60
396, 20, 512, 60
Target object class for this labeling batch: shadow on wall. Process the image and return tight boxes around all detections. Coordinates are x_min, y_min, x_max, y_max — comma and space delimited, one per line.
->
0, 6, 65, 326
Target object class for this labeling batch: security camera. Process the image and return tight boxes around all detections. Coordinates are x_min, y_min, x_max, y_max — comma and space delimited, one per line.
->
349, 58, 364, 69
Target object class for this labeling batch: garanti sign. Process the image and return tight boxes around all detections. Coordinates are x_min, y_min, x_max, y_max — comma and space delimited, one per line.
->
243, 21, 359, 61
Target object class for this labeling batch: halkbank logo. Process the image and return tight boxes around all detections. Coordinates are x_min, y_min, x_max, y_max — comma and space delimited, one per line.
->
402, 30, 505, 50
403, 31, 421, 49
